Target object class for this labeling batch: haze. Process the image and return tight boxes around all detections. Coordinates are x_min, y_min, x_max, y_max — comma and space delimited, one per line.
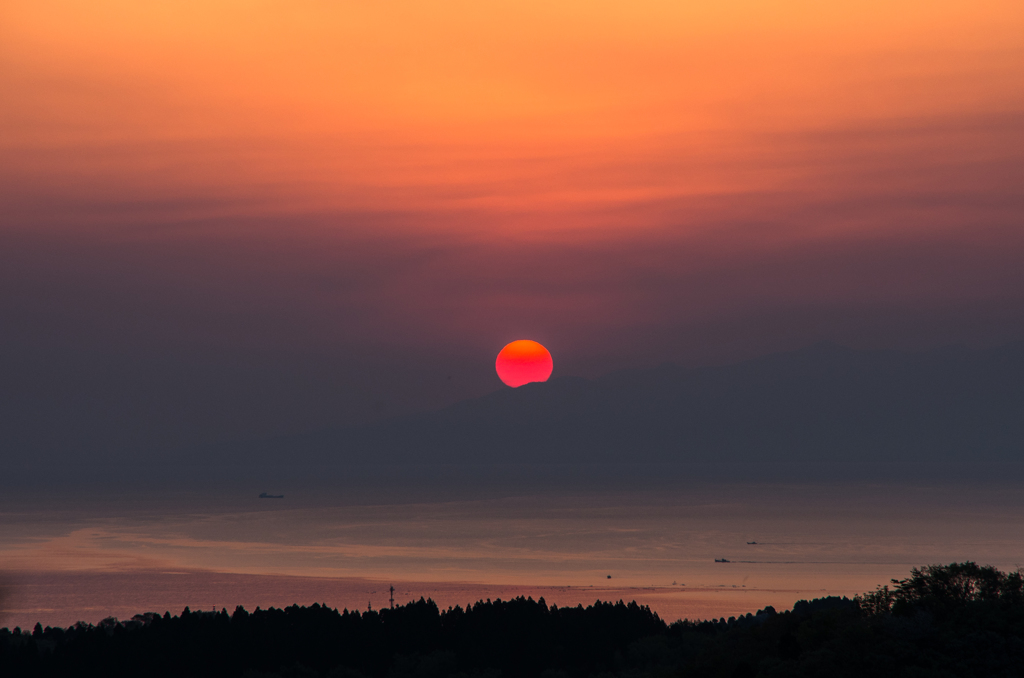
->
3, 0, 1023, 461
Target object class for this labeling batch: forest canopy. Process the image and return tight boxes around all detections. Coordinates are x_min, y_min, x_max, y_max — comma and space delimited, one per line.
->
2, 563, 1023, 677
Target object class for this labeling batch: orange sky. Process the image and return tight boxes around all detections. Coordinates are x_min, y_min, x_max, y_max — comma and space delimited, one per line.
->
3, 0, 1022, 230
1, 1, 1023, 453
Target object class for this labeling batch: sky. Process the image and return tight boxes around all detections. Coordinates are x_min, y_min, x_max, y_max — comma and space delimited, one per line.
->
2, 0, 1023, 460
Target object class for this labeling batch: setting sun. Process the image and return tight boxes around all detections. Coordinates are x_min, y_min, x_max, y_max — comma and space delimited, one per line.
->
495, 340, 554, 388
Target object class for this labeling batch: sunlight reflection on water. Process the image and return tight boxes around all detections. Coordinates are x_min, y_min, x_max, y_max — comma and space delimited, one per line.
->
2, 476, 1023, 628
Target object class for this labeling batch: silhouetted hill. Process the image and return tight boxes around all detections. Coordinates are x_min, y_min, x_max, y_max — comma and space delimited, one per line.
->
231, 341, 1024, 470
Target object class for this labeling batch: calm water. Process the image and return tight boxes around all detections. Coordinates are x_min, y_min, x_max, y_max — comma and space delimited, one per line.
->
3, 472, 1023, 629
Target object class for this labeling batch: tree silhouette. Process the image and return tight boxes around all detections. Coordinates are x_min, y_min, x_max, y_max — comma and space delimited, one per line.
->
2, 564, 1022, 677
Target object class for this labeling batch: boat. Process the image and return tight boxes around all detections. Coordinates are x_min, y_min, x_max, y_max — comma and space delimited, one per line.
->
259, 492, 284, 499
714, 558, 730, 563
746, 541, 757, 544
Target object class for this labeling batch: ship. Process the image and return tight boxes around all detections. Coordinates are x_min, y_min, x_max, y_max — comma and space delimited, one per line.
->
259, 492, 284, 499
714, 558, 730, 563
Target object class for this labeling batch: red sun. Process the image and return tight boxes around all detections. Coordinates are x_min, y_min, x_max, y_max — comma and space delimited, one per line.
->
495, 340, 554, 388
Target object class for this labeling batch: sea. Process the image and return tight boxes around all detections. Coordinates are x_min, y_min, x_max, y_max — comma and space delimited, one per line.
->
3, 465, 1023, 630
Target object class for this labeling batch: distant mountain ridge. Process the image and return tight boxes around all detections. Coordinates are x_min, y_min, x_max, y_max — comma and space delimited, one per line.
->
234, 341, 1024, 468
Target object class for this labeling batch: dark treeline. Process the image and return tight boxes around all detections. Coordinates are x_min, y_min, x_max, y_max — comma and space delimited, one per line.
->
2, 563, 1023, 677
